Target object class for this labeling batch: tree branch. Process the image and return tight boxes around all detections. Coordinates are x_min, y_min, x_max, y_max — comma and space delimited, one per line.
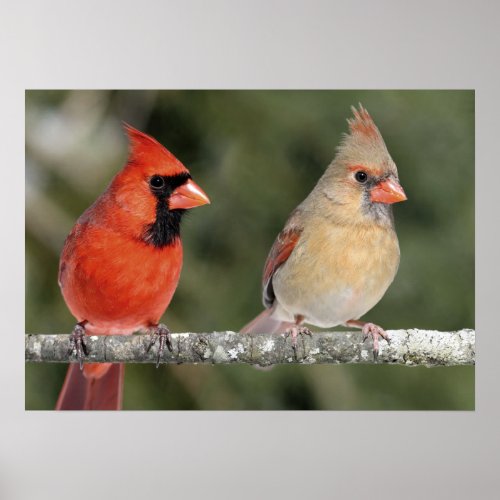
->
25, 329, 475, 366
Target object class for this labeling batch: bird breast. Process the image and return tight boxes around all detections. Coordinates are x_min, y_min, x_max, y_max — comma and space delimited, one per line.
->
271, 217, 400, 327
59, 221, 183, 334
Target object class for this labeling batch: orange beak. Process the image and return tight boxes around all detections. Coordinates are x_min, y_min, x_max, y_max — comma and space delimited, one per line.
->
370, 178, 407, 204
169, 178, 210, 210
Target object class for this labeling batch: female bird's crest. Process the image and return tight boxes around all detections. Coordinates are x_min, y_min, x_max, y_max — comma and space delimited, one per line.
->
334, 104, 393, 171
346, 104, 383, 140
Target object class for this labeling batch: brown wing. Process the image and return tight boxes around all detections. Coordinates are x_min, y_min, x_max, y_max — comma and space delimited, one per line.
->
262, 211, 303, 308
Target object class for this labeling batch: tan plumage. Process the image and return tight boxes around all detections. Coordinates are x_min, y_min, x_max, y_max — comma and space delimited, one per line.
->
242, 104, 407, 356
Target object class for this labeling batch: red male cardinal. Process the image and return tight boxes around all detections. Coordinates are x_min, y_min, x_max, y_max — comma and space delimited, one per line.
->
55, 124, 210, 410
241, 105, 406, 357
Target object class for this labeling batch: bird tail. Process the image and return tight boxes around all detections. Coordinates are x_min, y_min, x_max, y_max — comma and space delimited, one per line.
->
240, 307, 288, 335
55, 362, 124, 410
240, 308, 290, 371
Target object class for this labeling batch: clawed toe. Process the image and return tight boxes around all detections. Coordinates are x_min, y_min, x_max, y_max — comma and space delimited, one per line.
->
146, 324, 173, 367
68, 322, 88, 370
284, 326, 312, 349
361, 323, 390, 360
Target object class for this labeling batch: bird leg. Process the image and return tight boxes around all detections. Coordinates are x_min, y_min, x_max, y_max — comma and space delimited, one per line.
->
146, 323, 173, 368
68, 320, 88, 370
284, 315, 312, 350
345, 320, 390, 361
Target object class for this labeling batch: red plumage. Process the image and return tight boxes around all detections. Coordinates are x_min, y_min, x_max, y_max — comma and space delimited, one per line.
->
56, 124, 210, 410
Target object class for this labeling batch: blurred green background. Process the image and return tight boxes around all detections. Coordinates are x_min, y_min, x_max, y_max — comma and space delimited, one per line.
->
25, 90, 474, 410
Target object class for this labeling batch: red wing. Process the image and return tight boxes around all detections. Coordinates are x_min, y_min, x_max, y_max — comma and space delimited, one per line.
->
263, 228, 301, 286
262, 225, 302, 308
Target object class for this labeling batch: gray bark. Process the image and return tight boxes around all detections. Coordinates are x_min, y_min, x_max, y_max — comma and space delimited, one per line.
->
25, 329, 475, 366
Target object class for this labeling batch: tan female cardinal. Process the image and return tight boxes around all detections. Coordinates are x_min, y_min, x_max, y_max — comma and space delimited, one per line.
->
55, 125, 210, 410
241, 105, 407, 357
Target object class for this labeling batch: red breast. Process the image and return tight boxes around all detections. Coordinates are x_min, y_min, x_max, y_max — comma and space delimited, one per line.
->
58, 124, 210, 335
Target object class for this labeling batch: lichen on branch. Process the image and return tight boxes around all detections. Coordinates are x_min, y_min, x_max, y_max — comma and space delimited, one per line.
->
25, 329, 475, 367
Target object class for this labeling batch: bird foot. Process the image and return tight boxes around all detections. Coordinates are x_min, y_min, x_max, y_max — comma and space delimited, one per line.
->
284, 325, 312, 349
68, 322, 88, 370
146, 324, 173, 367
361, 323, 390, 361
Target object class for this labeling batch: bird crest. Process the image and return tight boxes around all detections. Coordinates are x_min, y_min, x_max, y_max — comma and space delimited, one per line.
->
123, 122, 161, 149
346, 104, 383, 140
122, 122, 188, 176
334, 104, 391, 166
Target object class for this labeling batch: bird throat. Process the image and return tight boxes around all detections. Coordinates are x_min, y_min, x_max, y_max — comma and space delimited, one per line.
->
143, 201, 185, 248
363, 196, 394, 226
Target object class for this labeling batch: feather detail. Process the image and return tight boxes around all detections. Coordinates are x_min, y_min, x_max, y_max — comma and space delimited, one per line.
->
123, 123, 188, 177
346, 103, 382, 140
55, 363, 124, 410
59, 222, 183, 333
271, 216, 400, 328
262, 210, 304, 308
240, 307, 289, 335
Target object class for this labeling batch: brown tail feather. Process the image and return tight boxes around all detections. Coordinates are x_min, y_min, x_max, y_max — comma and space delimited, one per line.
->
55, 363, 124, 410
240, 307, 288, 334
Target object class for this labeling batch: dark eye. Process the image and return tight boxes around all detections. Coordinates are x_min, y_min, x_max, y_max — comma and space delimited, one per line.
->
355, 171, 368, 183
149, 176, 164, 189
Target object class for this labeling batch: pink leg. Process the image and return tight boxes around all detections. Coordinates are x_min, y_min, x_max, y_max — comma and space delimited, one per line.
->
284, 315, 312, 348
346, 320, 390, 360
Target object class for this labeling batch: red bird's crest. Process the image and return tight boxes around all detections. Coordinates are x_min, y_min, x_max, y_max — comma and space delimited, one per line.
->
123, 123, 189, 177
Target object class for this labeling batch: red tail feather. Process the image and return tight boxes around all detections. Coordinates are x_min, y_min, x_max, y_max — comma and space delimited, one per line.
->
55, 363, 124, 410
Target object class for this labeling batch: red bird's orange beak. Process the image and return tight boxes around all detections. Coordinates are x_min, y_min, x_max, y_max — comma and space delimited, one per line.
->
370, 178, 407, 204
169, 179, 210, 210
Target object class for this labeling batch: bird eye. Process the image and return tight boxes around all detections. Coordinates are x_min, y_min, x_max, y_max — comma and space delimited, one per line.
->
354, 171, 368, 183
149, 176, 164, 189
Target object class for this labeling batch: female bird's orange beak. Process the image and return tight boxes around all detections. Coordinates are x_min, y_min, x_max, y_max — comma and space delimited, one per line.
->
370, 178, 407, 204
169, 179, 211, 210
